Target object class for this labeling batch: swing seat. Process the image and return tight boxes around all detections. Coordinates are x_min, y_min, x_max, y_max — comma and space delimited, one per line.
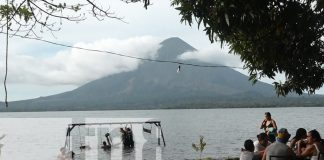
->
143, 127, 151, 134
80, 145, 91, 150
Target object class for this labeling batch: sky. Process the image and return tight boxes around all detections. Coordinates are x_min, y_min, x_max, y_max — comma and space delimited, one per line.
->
0, 0, 321, 101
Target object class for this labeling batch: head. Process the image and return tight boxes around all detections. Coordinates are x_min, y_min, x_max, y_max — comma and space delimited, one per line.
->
244, 139, 254, 152
277, 128, 291, 143
103, 141, 107, 146
265, 112, 271, 120
257, 133, 269, 145
307, 130, 322, 144
294, 128, 307, 140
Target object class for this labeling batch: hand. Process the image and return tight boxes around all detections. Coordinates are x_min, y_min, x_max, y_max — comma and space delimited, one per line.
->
260, 120, 266, 129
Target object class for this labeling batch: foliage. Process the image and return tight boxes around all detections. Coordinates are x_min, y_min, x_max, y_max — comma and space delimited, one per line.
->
0, 0, 150, 37
171, 0, 324, 96
192, 135, 211, 160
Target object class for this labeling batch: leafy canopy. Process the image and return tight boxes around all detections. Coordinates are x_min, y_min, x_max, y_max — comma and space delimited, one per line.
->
171, 0, 324, 96
0, 0, 150, 37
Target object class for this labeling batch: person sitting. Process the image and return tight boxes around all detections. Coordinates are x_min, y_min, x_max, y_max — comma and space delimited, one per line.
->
297, 129, 324, 160
101, 141, 111, 150
254, 133, 271, 160
262, 128, 295, 160
260, 112, 277, 143
101, 132, 112, 150
289, 128, 307, 152
240, 139, 255, 160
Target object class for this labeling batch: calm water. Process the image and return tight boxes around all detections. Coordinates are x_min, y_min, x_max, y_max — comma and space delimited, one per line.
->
0, 107, 324, 160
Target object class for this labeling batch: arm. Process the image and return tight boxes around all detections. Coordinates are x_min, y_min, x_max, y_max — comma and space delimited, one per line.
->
272, 120, 277, 130
299, 145, 314, 157
260, 119, 266, 129
289, 138, 296, 149
261, 149, 267, 160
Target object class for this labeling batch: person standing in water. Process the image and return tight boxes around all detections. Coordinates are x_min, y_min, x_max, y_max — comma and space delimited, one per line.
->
260, 112, 277, 143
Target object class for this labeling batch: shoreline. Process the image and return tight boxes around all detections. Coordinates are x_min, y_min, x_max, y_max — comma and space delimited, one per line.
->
0, 106, 324, 114
0, 105, 324, 113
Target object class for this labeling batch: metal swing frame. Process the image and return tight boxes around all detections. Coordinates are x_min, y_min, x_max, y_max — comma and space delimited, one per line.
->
64, 120, 166, 151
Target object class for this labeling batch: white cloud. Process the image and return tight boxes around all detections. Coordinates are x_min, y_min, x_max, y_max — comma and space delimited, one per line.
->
0, 36, 161, 86
177, 45, 244, 67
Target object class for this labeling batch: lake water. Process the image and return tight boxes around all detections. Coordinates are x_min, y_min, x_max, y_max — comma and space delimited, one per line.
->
0, 107, 324, 160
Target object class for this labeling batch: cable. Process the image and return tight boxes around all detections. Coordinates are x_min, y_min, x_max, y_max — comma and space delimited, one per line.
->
0, 32, 243, 69
4, 1, 9, 108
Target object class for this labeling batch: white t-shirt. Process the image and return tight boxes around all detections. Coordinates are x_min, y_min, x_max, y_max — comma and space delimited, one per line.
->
254, 140, 270, 152
240, 150, 254, 160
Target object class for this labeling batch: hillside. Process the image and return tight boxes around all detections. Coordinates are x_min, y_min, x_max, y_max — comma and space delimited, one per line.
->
1, 37, 324, 111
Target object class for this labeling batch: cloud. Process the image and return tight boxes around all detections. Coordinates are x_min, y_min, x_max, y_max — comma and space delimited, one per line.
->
178, 45, 243, 67
0, 36, 161, 86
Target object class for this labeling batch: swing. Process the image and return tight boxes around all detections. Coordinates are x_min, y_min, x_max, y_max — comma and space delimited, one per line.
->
98, 125, 102, 147
79, 126, 91, 150
143, 123, 152, 134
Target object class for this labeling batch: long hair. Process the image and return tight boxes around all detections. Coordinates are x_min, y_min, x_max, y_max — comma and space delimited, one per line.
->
293, 128, 307, 140
309, 130, 324, 144
265, 112, 271, 119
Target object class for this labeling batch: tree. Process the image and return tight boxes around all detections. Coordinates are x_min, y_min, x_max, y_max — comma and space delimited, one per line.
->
0, 0, 150, 37
171, 0, 324, 96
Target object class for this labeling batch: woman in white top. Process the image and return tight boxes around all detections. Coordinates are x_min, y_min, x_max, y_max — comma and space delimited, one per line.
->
297, 130, 324, 160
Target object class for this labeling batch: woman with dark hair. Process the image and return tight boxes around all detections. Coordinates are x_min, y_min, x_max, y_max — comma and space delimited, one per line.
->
240, 139, 255, 160
260, 112, 277, 143
297, 130, 324, 160
289, 128, 307, 151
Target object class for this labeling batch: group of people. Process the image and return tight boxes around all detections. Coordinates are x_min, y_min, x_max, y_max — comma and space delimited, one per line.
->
101, 127, 134, 151
240, 112, 324, 160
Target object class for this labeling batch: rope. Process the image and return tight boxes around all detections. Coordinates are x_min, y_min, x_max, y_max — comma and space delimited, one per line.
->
4, 0, 9, 108
87, 127, 90, 145
0, 32, 243, 69
78, 126, 83, 147
98, 125, 102, 147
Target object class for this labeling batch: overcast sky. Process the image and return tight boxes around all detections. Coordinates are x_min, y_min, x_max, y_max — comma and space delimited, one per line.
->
0, 0, 321, 101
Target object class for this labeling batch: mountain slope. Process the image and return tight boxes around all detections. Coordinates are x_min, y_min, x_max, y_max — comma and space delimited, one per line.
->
4, 37, 321, 111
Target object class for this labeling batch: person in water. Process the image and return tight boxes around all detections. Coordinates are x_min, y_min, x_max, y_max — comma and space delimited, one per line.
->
120, 127, 134, 148
101, 132, 112, 150
101, 141, 111, 150
260, 112, 277, 143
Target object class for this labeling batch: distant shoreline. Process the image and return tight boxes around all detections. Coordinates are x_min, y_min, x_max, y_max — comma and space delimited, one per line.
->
0, 105, 323, 113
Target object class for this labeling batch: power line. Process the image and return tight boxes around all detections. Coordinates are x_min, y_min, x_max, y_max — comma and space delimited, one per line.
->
0, 32, 243, 69
4, 0, 9, 108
